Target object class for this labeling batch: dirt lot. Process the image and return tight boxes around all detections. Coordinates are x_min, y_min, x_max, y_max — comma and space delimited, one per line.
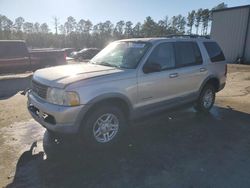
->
0, 65, 250, 188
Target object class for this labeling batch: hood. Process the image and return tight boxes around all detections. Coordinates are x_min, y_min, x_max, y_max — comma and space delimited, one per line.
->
33, 63, 123, 88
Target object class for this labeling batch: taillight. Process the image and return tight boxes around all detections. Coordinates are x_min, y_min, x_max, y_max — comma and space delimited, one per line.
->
224, 64, 227, 76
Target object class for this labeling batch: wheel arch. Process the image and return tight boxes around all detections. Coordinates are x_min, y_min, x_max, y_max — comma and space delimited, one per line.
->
199, 76, 220, 94
77, 93, 132, 129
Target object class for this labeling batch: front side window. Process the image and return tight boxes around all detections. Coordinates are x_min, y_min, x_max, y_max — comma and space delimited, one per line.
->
175, 42, 203, 67
204, 42, 225, 62
146, 42, 175, 70
91, 41, 151, 69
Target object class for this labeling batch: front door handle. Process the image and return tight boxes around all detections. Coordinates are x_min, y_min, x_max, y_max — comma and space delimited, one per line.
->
169, 73, 178, 78
200, 67, 207, 72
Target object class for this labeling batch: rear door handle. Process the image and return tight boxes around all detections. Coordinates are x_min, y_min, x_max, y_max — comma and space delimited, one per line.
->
200, 68, 207, 72
169, 73, 178, 78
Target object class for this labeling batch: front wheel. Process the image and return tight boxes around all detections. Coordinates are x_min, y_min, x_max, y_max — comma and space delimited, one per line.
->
43, 130, 62, 159
194, 84, 216, 113
80, 105, 127, 148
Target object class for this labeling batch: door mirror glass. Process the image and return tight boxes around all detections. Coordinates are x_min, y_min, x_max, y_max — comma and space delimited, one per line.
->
143, 62, 162, 73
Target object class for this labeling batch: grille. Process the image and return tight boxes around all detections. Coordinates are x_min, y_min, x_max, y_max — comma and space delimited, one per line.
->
31, 80, 48, 99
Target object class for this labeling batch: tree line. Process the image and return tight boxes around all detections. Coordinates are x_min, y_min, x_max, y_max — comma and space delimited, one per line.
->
0, 3, 227, 49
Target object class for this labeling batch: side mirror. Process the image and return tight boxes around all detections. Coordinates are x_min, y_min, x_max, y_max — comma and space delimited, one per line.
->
143, 62, 162, 73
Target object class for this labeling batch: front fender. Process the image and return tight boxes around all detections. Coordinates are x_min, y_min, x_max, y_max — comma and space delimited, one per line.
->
74, 92, 133, 131
86, 92, 133, 111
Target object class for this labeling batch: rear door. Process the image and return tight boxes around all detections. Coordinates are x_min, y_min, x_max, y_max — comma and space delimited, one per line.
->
0, 42, 30, 74
172, 41, 208, 97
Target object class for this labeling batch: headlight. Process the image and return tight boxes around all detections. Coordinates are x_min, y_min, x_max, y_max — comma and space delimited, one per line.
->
46, 88, 80, 106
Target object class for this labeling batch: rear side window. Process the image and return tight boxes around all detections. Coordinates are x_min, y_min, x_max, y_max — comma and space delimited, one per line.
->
175, 42, 203, 67
0, 42, 28, 58
204, 42, 225, 62
0, 44, 6, 58
15, 42, 29, 57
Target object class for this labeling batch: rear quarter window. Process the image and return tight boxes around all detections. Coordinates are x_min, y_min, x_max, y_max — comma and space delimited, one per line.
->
204, 42, 225, 62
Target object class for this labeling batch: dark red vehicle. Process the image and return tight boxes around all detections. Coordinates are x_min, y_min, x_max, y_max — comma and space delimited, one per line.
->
0, 40, 67, 74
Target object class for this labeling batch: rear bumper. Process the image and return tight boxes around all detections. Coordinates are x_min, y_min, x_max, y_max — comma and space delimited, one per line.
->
27, 91, 85, 134
218, 82, 226, 92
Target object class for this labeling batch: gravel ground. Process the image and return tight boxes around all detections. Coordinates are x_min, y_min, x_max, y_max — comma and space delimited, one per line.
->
0, 64, 250, 188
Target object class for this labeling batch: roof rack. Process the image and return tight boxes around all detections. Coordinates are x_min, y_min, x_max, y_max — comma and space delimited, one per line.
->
166, 34, 210, 39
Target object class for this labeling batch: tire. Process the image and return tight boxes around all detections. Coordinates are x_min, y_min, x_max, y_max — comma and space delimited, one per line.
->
194, 84, 216, 113
43, 130, 60, 159
80, 105, 127, 149
43, 131, 69, 159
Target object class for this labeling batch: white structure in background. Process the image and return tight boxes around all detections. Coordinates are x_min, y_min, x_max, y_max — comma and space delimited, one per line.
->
211, 5, 250, 64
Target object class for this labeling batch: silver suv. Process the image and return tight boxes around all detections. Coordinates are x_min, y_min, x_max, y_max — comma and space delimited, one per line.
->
27, 36, 227, 147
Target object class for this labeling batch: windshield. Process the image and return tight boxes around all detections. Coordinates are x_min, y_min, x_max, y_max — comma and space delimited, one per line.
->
90, 41, 151, 69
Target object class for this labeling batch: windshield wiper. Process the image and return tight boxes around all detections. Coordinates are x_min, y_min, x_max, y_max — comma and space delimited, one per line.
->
97, 61, 120, 68
89, 60, 96, 64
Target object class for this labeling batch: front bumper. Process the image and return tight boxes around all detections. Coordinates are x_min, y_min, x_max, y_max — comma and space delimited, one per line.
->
27, 91, 85, 134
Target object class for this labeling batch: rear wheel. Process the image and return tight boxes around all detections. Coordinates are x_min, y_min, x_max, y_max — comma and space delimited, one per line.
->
80, 105, 127, 149
194, 84, 216, 113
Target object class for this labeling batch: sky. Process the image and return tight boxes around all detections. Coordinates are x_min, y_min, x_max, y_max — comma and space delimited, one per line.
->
0, 0, 249, 31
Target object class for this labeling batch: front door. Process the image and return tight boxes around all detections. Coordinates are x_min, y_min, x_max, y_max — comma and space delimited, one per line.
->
137, 42, 181, 109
